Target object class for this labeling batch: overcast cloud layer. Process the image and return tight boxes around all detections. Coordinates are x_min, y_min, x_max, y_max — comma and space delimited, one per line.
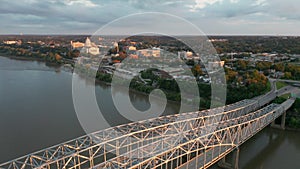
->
0, 0, 299, 35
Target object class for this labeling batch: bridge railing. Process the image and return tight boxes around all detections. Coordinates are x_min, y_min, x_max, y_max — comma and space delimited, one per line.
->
96, 98, 296, 169
0, 89, 288, 169
94, 103, 280, 168
0, 97, 263, 169
177, 98, 295, 169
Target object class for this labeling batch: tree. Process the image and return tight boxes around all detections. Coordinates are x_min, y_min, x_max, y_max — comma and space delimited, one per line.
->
284, 72, 292, 79
274, 63, 285, 72
55, 53, 62, 61
185, 60, 195, 66
70, 49, 80, 58
192, 65, 203, 77
256, 61, 272, 71
225, 68, 238, 83
119, 51, 127, 59
237, 60, 248, 70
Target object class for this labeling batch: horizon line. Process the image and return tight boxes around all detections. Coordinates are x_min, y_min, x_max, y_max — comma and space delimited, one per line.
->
0, 34, 299, 37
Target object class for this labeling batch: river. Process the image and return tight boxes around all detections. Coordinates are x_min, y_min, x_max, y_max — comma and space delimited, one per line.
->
0, 56, 299, 169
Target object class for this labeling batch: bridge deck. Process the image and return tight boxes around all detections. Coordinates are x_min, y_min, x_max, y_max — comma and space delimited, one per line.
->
0, 86, 296, 169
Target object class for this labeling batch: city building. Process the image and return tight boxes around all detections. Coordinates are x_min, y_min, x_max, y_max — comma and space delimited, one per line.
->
3, 40, 22, 45
113, 42, 119, 53
178, 51, 193, 60
208, 61, 225, 70
71, 37, 100, 55
208, 39, 228, 42
137, 48, 161, 58
83, 37, 100, 55
129, 54, 138, 59
126, 46, 137, 55
128, 46, 136, 51
71, 41, 85, 49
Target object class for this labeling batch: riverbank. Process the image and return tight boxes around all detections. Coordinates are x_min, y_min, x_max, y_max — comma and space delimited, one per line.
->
4, 54, 300, 129
285, 127, 300, 132
0, 53, 64, 66
1, 54, 174, 106
0, 53, 45, 61
77, 72, 184, 107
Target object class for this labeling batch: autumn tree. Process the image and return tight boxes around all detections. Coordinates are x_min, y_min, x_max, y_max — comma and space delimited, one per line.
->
274, 63, 285, 72
192, 65, 203, 77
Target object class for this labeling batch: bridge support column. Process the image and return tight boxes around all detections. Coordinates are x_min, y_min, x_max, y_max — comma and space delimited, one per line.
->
281, 111, 286, 129
271, 111, 286, 130
218, 147, 240, 169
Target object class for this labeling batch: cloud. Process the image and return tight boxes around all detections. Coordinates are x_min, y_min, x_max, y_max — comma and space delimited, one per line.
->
0, 0, 300, 35
230, 0, 239, 3
63, 0, 99, 7
188, 0, 223, 11
252, 0, 267, 6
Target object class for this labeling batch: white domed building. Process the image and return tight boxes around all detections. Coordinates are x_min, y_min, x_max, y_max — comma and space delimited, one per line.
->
83, 37, 100, 55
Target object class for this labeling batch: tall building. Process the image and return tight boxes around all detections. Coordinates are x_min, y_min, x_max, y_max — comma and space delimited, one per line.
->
113, 42, 119, 53
85, 37, 92, 47
71, 37, 100, 55
83, 37, 100, 55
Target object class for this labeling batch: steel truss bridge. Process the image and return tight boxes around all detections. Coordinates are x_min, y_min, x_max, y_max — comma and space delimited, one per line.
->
0, 86, 296, 169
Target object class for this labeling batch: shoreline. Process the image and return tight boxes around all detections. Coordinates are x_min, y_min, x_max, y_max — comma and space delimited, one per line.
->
1, 54, 192, 108
2, 54, 300, 131
81, 74, 183, 106
0, 53, 64, 68
0, 54, 154, 99
285, 127, 300, 132
0, 53, 46, 62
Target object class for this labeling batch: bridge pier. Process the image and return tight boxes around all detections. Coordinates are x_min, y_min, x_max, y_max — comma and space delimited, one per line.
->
271, 111, 286, 130
218, 147, 240, 169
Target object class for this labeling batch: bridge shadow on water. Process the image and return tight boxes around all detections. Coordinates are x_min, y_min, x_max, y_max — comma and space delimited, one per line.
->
213, 126, 300, 169
241, 127, 285, 169
209, 127, 285, 169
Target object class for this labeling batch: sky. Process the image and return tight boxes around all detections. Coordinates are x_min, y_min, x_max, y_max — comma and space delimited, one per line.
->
0, 0, 300, 35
